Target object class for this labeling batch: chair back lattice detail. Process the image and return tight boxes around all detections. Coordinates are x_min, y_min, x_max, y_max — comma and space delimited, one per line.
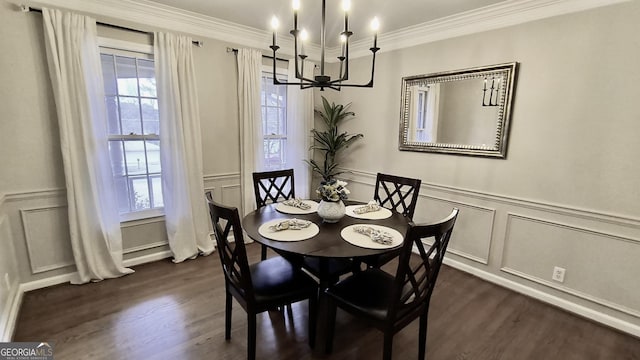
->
374, 173, 421, 219
390, 208, 459, 319
206, 193, 255, 301
253, 169, 295, 209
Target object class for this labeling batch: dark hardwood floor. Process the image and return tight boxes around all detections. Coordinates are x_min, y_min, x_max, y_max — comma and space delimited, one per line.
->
14, 243, 640, 359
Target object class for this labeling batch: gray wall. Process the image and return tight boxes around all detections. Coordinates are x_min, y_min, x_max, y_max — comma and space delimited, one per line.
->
334, 1, 640, 331
0, 1, 243, 289
1, 0, 639, 338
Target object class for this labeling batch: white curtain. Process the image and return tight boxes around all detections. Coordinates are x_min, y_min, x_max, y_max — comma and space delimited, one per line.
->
286, 62, 315, 198
237, 49, 264, 215
42, 8, 133, 284
154, 32, 214, 263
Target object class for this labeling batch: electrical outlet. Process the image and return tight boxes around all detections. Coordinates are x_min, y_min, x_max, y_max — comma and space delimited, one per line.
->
552, 266, 566, 283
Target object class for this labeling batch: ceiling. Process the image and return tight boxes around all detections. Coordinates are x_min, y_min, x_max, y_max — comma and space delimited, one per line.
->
144, 0, 508, 46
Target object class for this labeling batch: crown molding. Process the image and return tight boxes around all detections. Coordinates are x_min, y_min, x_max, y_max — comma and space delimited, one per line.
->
27, 0, 320, 59
27, 0, 628, 62
330, 0, 630, 60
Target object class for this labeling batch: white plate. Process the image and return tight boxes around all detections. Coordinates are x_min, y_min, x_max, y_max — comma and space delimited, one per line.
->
345, 205, 392, 220
340, 224, 404, 249
258, 218, 319, 242
275, 200, 319, 215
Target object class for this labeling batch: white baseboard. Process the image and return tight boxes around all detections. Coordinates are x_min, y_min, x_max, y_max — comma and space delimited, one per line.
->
123, 250, 173, 267
2, 249, 174, 341
20, 272, 78, 293
441, 256, 640, 338
1, 284, 22, 342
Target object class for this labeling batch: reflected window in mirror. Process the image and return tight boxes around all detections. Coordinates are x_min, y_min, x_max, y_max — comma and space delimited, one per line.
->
399, 62, 518, 158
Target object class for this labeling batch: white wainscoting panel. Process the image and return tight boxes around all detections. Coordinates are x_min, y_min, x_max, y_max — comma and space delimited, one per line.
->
501, 213, 640, 318
19, 205, 74, 274
417, 196, 495, 265
0, 214, 20, 341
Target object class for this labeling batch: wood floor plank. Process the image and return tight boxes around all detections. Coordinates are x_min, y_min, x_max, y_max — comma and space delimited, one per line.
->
13, 243, 640, 359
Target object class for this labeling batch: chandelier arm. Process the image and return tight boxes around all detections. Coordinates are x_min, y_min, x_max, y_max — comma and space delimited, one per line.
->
366, 47, 379, 86
270, 45, 281, 85
343, 37, 350, 81
296, 75, 317, 83
327, 48, 377, 88
276, 78, 314, 86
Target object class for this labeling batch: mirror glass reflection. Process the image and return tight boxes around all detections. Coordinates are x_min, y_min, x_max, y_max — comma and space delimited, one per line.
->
399, 62, 517, 158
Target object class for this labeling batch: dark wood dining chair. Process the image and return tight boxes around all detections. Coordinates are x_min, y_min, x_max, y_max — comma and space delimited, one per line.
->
252, 169, 295, 260
374, 172, 422, 219
359, 173, 422, 269
325, 208, 459, 360
206, 193, 318, 360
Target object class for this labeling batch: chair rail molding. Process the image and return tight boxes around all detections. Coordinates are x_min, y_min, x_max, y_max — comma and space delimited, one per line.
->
341, 168, 640, 227
3, 188, 66, 203
203, 172, 240, 183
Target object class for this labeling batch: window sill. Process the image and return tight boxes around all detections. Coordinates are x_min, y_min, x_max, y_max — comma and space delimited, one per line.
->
120, 208, 165, 227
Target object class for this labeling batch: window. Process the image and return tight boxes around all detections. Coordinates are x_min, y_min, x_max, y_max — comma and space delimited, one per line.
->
260, 68, 288, 170
100, 47, 163, 219
412, 85, 439, 143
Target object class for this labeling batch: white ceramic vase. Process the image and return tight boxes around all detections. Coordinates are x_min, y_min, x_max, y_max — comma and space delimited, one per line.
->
317, 200, 346, 223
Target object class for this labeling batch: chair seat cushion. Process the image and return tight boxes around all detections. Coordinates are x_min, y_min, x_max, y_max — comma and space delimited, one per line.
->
325, 268, 400, 322
250, 256, 317, 304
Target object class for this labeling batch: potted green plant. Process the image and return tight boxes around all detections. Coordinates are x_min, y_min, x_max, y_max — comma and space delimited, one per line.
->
306, 96, 363, 181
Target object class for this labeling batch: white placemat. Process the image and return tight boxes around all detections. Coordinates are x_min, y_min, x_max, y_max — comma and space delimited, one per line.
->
275, 200, 319, 215
258, 219, 319, 241
340, 224, 404, 249
345, 205, 392, 220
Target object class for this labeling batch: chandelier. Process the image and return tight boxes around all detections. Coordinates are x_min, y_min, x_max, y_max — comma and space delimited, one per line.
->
269, 0, 380, 91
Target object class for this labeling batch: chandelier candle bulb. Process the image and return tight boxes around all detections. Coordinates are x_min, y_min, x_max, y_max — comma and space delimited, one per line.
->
300, 29, 308, 56
292, 0, 299, 30
342, 0, 351, 12
343, 0, 350, 32
371, 17, 380, 48
270, 16, 279, 46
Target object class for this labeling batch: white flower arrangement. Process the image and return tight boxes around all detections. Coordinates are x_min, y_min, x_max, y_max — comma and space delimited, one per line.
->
316, 179, 350, 202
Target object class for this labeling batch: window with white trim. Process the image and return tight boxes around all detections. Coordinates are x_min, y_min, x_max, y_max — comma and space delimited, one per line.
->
260, 67, 288, 170
100, 47, 163, 219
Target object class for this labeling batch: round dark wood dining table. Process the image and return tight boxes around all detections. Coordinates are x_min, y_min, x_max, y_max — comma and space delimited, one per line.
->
242, 200, 412, 353
241, 201, 411, 285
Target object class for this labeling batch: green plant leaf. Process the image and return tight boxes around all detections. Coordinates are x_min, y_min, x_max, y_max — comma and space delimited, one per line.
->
308, 96, 363, 180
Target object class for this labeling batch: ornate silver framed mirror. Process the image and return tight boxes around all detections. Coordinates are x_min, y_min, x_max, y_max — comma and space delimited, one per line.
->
399, 62, 518, 158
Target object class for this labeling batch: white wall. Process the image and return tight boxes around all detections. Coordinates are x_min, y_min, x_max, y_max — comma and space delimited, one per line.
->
335, 1, 640, 334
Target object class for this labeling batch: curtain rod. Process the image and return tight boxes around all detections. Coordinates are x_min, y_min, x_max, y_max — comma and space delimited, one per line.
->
22, 5, 203, 47
227, 47, 289, 63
